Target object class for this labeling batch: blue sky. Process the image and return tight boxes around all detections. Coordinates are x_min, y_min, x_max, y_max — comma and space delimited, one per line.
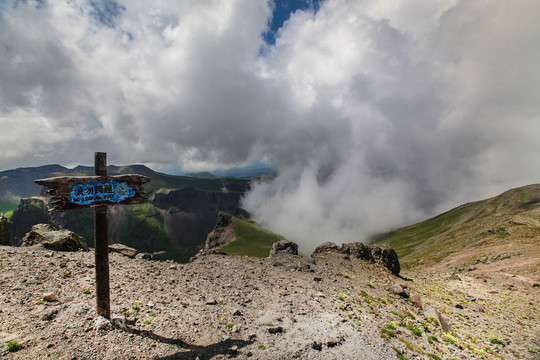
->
264, 0, 322, 44
0, 0, 539, 251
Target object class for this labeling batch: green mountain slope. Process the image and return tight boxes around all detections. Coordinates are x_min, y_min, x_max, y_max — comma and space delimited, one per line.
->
373, 184, 540, 271
3, 164, 250, 261
219, 217, 283, 258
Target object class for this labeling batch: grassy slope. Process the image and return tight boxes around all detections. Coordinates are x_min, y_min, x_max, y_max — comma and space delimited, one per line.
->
373, 184, 540, 269
219, 217, 283, 258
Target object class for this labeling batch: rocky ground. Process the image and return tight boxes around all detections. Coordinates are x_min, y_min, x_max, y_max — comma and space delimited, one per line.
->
0, 244, 538, 360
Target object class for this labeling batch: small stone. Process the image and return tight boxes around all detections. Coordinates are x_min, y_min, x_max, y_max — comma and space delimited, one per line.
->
389, 284, 409, 298
136, 253, 153, 260
170, 264, 178, 269
230, 345, 238, 353
425, 306, 452, 333
312, 341, 322, 351
206, 297, 217, 305
411, 294, 422, 308
147, 301, 155, 308
232, 309, 242, 316
111, 315, 128, 330
452, 302, 464, 309
95, 316, 112, 331
43, 293, 57, 302
314, 292, 325, 298
267, 326, 283, 334
326, 340, 342, 348
313, 277, 322, 282
468, 304, 485, 312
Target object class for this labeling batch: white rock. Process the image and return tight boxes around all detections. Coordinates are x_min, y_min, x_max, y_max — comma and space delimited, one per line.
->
95, 316, 112, 331
111, 315, 128, 330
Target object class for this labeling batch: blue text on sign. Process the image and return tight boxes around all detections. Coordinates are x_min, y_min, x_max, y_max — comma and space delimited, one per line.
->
69, 180, 135, 205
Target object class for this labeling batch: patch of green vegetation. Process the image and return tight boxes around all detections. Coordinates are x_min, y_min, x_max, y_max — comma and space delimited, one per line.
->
380, 328, 395, 340
442, 333, 459, 347
490, 338, 504, 345
219, 217, 282, 258
6, 341, 20, 352
406, 326, 422, 337
82, 289, 91, 294
426, 353, 441, 360
0, 198, 19, 219
118, 203, 169, 252
258, 344, 266, 350
392, 347, 408, 360
142, 320, 151, 325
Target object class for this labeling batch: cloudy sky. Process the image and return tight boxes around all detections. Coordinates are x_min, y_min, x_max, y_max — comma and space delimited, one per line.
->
1, 0, 539, 252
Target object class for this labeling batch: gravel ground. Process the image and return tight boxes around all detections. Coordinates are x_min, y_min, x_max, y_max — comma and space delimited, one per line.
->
0, 245, 538, 359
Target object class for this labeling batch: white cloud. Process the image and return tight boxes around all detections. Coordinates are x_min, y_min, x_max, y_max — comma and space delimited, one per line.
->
1, 0, 539, 252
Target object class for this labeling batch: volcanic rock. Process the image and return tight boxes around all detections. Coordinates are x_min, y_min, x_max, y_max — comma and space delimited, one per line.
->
109, 243, 138, 258
20, 224, 88, 251
269, 240, 299, 257
205, 212, 235, 249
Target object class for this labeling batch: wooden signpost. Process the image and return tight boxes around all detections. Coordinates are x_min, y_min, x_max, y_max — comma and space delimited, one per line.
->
35, 152, 150, 318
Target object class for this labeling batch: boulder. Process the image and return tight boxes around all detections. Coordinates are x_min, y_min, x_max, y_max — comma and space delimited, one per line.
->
311, 241, 401, 276
312, 242, 339, 255
368, 244, 401, 276
389, 283, 410, 298
205, 212, 236, 250
109, 243, 138, 258
20, 224, 88, 251
269, 240, 299, 257
425, 306, 452, 333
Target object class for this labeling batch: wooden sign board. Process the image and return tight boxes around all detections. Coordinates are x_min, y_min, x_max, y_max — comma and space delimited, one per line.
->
35, 174, 150, 212
34, 153, 151, 319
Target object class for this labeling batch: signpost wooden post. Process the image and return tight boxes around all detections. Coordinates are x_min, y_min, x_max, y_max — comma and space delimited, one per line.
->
35, 152, 150, 318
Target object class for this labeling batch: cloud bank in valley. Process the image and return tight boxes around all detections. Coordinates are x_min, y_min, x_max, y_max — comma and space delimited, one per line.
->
1, 0, 539, 252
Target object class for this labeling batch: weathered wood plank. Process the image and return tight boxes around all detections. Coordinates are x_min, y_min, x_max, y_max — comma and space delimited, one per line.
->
34, 174, 150, 212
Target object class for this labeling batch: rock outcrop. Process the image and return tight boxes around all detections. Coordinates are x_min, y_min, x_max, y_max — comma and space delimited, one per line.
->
205, 212, 236, 250
312, 242, 401, 276
0, 214, 9, 246
152, 187, 197, 212
109, 243, 138, 258
20, 224, 88, 251
269, 240, 298, 257
9, 198, 51, 243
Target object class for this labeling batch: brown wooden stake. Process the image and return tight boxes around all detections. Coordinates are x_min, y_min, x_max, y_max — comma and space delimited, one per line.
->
94, 152, 110, 318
